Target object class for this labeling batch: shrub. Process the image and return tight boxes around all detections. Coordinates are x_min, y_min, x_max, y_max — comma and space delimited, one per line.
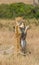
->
0, 3, 39, 19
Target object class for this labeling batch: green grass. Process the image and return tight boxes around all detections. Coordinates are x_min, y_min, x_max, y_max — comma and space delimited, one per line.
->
0, 2, 39, 19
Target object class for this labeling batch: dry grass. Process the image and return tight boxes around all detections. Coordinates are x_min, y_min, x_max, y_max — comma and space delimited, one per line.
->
0, 0, 33, 4
0, 19, 39, 65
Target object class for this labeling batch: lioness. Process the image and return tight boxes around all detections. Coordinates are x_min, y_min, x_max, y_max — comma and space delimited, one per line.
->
15, 18, 29, 53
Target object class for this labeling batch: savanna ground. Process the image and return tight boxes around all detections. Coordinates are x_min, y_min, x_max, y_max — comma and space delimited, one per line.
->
0, 18, 39, 65
0, 0, 33, 4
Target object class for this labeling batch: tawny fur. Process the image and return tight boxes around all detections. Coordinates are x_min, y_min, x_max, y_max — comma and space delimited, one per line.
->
15, 24, 21, 52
